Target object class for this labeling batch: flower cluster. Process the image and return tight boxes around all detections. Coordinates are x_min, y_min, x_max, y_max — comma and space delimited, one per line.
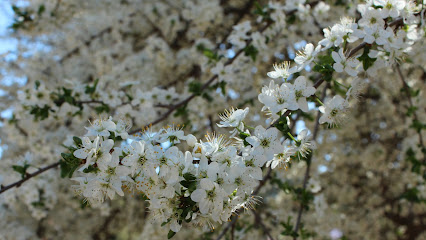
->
258, 0, 422, 127
67, 114, 315, 235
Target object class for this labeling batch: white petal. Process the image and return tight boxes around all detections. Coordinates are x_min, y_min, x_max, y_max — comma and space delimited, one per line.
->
200, 178, 215, 191
298, 98, 309, 112
267, 71, 281, 79
191, 189, 206, 202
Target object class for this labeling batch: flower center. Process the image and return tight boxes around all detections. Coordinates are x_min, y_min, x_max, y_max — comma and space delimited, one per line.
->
207, 189, 216, 200
260, 138, 270, 147
139, 155, 147, 165
160, 156, 168, 165
295, 90, 303, 100
106, 166, 116, 175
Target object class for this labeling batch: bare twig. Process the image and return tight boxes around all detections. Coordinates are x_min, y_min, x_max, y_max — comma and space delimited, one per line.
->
292, 83, 329, 239
129, 20, 274, 135
251, 208, 275, 240
0, 162, 60, 194
396, 65, 425, 161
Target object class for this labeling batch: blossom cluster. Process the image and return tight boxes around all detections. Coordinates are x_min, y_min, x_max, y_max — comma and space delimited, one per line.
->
0, 0, 424, 239
67, 114, 315, 234
257, 0, 423, 127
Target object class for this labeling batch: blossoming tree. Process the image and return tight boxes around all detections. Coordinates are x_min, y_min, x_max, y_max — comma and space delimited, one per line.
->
0, 0, 425, 239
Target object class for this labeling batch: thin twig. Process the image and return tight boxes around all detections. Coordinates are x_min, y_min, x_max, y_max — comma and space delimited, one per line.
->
396, 65, 425, 161
129, 20, 274, 135
251, 208, 275, 240
0, 162, 60, 194
292, 83, 329, 239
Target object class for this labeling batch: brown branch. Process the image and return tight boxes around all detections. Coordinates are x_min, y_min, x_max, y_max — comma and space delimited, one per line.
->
209, 115, 216, 133
396, 65, 425, 161
0, 162, 60, 194
292, 82, 329, 239
59, 27, 112, 64
251, 208, 275, 240
129, 20, 274, 135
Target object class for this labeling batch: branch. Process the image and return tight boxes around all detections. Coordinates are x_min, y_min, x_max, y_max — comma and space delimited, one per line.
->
292, 82, 329, 239
251, 208, 275, 240
0, 162, 60, 194
396, 65, 425, 161
129, 20, 274, 135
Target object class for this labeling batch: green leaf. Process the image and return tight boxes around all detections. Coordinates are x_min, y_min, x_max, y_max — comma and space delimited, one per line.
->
238, 132, 251, 147
12, 164, 30, 179
29, 105, 52, 121
181, 173, 197, 192
196, 44, 220, 62
37, 5, 45, 16
94, 104, 110, 114
173, 105, 188, 118
167, 230, 176, 239
410, 119, 426, 133
59, 160, 79, 178
254, 2, 268, 18
83, 165, 99, 174
85, 79, 99, 94
275, 117, 290, 136
35, 80, 40, 89
211, 81, 227, 95
400, 187, 421, 203
73, 136, 82, 147
313, 53, 335, 82
188, 81, 203, 96
244, 44, 259, 61
161, 219, 171, 227
406, 106, 418, 117
357, 47, 377, 71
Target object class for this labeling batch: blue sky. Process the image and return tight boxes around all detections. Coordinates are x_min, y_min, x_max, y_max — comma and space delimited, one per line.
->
0, 1, 16, 54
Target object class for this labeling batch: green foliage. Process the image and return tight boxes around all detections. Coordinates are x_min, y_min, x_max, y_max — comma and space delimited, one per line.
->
196, 44, 220, 62
37, 5, 45, 16
253, 2, 270, 20
94, 104, 110, 114
60, 152, 81, 178
83, 165, 100, 174
73, 136, 83, 148
274, 116, 291, 136
286, 14, 297, 25
211, 81, 227, 95
239, 131, 251, 147
188, 81, 214, 102
12, 163, 30, 179
400, 187, 424, 203
405, 148, 426, 178
400, 85, 420, 97
29, 105, 52, 121
280, 216, 298, 237
312, 52, 335, 82
167, 230, 176, 239
34, 80, 41, 90
271, 176, 314, 210
173, 105, 188, 118
357, 46, 377, 71
85, 79, 99, 95
53, 87, 76, 106
406, 106, 418, 117
189, 81, 203, 96
410, 119, 426, 133
299, 224, 317, 239
244, 44, 259, 61
10, 5, 33, 30
180, 173, 197, 192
